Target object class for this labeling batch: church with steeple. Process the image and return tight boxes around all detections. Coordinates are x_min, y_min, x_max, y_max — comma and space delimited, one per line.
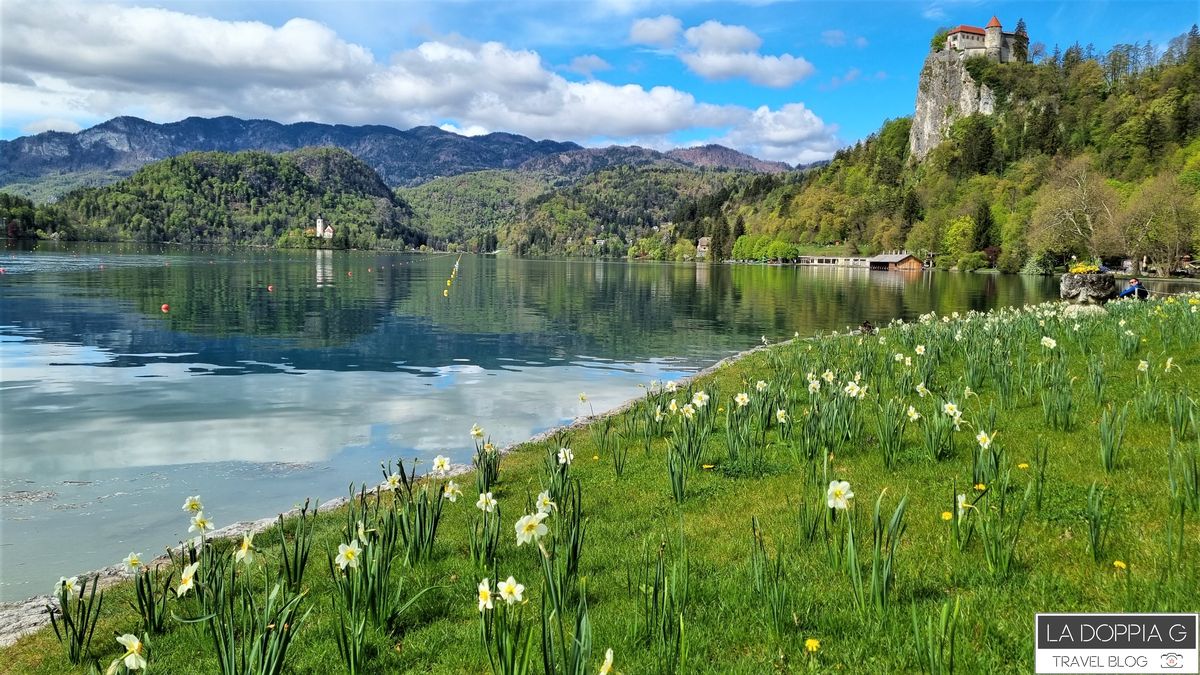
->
943, 16, 1029, 63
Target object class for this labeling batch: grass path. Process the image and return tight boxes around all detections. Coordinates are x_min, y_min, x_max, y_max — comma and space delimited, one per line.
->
4, 296, 1199, 674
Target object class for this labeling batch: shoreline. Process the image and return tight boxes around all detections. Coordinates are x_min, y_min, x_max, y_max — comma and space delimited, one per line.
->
0, 339, 770, 647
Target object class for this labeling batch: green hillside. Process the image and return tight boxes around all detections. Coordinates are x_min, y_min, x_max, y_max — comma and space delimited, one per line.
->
2, 147, 426, 249
400, 170, 559, 250
684, 29, 1200, 271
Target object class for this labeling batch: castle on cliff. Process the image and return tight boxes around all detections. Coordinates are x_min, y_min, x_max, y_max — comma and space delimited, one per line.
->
943, 16, 1028, 63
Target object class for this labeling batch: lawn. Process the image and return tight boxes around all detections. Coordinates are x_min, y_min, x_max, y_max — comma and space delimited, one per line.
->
4, 294, 1199, 675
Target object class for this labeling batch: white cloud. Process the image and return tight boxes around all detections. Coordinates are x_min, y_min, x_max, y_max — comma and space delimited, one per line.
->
922, 4, 947, 20
854, 36, 869, 48
821, 29, 847, 47
567, 54, 613, 76
0, 0, 841, 164
718, 103, 841, 165
438, 122, 489, 136
628, 15, 682, 48
677, 20, 813, 87
20, 117, 82, 134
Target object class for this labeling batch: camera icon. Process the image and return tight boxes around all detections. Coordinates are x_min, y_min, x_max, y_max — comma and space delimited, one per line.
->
1161, 652, 1184, 668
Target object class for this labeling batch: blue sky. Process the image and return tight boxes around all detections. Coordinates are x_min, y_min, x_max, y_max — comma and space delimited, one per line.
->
0, 0, 1194, 163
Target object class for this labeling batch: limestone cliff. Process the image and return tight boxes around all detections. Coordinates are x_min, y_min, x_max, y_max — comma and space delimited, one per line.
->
908, 50, 996, 160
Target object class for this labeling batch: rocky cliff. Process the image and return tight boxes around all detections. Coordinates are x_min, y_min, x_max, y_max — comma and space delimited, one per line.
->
908, 50, 996, 160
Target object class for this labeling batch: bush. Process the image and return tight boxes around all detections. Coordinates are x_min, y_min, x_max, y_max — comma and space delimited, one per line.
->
958, 252, 990, 271
1021, 252, 1056, 276
996, 248, 1024, 273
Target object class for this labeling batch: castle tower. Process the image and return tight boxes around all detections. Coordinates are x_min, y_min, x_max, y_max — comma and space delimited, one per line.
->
984, 16, 1003, 61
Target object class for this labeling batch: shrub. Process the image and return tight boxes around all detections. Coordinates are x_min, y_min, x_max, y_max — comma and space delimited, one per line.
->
958, 252, 990, 271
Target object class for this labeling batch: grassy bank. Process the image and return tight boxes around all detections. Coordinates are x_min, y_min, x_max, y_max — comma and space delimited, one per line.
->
5, 296, 1200, 674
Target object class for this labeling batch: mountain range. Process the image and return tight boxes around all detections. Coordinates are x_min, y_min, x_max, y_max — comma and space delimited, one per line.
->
0, 116, 791, 201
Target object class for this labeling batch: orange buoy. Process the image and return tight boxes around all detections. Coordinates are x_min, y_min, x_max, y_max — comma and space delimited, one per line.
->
161, 304, 170, 313
347, 271, 352, 277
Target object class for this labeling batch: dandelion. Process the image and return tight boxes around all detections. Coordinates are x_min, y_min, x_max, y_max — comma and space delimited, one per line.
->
976, 430, 993, 449
941, 511, 953, 521
432, 455, 451, 475
915, 345, 926, 355
476, 492, 497, 513
734, 392, 750, 407
942, 402, 959, 417
478, 578, 494, 612
974, 483, 987, 492
805, 638, 820, 653
497, 576, 525, 605
1137, 360, 1149, 373
515, 512, 549, 546
808, 379, 821, 394
692, 390, 710, 407
336, 540, 362, 570
235, 533, 254, 564
702, 464, 715, 470
122, 552, 142, 573
182, 495, 203, 513
1017, 462, 1030, 470
113, 634, 147, 672
57, 576, 80, 596
776, 409, 789, 424
822, 370, 835, 383
444, 480, 462, 502
176, 562, 199, 597
471, 423, 484, 438
916, 383, 930, 398
1113, 560, 1127, 571
665, 381, 678, 393
1041, 336, 1057, 349
599, 648, 615, 675
906, 406, 921, 422
189, 512, 213, 534
383, 473, 402, 491
826, 480, 853, 510
557, 447, 574, 465
536, 490, 557, 514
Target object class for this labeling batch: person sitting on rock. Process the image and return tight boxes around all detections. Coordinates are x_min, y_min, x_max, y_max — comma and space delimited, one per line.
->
1117, 277, 1149, 300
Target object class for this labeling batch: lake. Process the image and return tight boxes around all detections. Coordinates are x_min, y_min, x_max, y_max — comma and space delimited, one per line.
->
0, 242, 1061, 601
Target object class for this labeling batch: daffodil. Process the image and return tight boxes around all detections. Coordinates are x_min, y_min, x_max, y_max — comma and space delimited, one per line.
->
1137, 360, 1149, 373
734, 392, 750, 407
665, 381, 678, 393
478, 578, 494, 612
122, 552, 142, 573
894, 353, 904, 362
843, 381, 861, 398
915, 345, 926, 355
976, 430, 993, 449
444, 480, 462, 502
476, 492, 497, 513
113, 634, 147, 672
776, 409, 789, 424
654, 406, 664, 423
557, 447, 574, 465
668, 398, 679, 414
905, 356, 913, 367
808, 379, 820, 394
826, 480, 853, 510
56, 576, 80, 597
177, 562, 199, 597
1165, 357, 1179, 372
599, 648, 615, 675
536, 490, 557, 514
942, 402, 959, 417
755, 380, 768, 392
822, 370, 835, 383
383, 473, 401, 491
189, 512, 213, 534
182, 495, 203, 513
692, 390, 709, 407
235, 533, 254, 564
497, 575, 525, 604
432, 455, 451, 475
471, 423, 484, 438
335, 540, 362, 570
578, 392, 588, 403
916, 382, 929, 398
515, 512, 549, 546
956, 494, 972, 517
681, 403, 696, 420
906, 405, 921, 422
1041, 336, 1057, 349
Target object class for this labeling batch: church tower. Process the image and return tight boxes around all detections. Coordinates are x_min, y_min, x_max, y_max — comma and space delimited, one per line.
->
984, 16, 1003, 61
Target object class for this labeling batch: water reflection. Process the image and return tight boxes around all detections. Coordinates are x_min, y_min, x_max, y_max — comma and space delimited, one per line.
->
1, 242, 1067, 600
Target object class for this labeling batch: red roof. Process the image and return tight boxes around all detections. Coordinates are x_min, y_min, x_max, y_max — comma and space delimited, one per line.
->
986, 16, 1002, 28
948, 24, 985, 36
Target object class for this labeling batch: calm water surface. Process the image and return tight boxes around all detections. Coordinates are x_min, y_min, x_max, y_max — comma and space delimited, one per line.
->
0, 242, 1059, 600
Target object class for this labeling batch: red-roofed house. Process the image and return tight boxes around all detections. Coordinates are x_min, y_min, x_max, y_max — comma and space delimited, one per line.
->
945, 16, 1028, 63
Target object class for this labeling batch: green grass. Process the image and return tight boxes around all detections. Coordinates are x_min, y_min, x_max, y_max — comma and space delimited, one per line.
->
5, 296, 1200, 674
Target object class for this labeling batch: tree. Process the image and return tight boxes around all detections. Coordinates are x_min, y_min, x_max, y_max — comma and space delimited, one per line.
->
943, 215, 977, 260
1120, 172, 1197, 274
931, 28, 949, 52
1028, 157, 1119, 258
1013, 18, 1029, 62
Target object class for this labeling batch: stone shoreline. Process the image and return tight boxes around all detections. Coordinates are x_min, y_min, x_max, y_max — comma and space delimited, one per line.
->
0, 340, 770, 648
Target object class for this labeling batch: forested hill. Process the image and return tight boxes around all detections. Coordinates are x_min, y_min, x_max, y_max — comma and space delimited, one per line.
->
2, 147, 426, 249
678, 27, 1200, 273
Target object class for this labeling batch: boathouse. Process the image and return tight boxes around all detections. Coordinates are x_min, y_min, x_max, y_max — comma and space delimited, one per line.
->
868, 252, 922, 271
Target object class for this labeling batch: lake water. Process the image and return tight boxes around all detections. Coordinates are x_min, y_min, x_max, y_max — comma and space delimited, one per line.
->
0, 242, 1061, 601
